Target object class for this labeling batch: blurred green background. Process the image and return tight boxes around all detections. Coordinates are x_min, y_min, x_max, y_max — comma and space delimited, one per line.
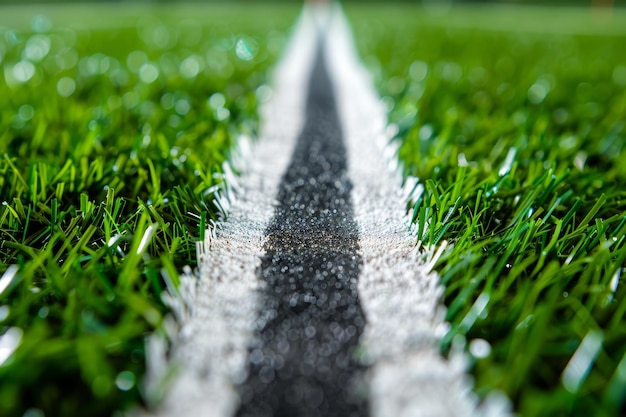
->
0, 0, 624, 6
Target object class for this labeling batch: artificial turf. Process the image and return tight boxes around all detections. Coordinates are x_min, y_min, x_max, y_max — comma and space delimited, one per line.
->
3, 3, 626, 417
347, 4, 626, 416
0, 4, 297, 416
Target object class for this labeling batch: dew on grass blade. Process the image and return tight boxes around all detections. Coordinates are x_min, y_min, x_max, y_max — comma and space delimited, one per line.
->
5, 30, 19, 45
0, 305, 9, 321
123, 91, 139, 109
528, 82, 548, 104
0, 327, 23, 366
561, 330, 603, 393
180, 55, 203, 79
459, 293, 490, 333
11, 61, 36, 83
31, 14, 52, 33
24, 35, 50, 62
0, 265, 20, 296
209, 92, 226, 109
38, 306, 49, 319
603, 268, 622, 306
458, 153, 469, 167
256, 84, 273, 103
18, 104, 34, 121
235, 36, 258, 61
57, 77, 76, 97
151, 25, 171, 50
139, 62, 159, 84
498, 147, 517, 177
216, 107, 230, 121
55, 47, 79, 70
409, 60, 428, 81
437, 61, 462, 83
115, 371, 136, 391
175, 99, 190, 115
419, 124, 433, 141
137, 224, 158, 255
470, 338, 491, 359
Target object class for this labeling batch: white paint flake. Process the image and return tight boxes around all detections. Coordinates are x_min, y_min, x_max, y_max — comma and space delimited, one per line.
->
324, 5, 512, 417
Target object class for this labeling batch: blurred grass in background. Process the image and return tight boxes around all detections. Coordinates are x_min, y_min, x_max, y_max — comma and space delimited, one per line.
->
348, 4, 626, 416
0, 4, 296, 416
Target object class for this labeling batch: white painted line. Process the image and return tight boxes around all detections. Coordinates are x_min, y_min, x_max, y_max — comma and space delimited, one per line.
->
325, 6, 512, 417
144, 9, 318, 417
144, 5, 513, 417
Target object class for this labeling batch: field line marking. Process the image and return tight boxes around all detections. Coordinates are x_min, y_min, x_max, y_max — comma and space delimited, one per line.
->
143, 4, 514, 417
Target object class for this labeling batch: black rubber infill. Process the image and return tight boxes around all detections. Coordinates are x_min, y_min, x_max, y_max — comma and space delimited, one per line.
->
235, 44, 368, 417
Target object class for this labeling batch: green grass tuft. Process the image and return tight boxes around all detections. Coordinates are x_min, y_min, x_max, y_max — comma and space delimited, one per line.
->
0, 5, 296, 416
350, 4, 626, 416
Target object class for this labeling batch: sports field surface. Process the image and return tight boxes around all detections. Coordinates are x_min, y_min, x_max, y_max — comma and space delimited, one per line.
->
1, 3, 625, 417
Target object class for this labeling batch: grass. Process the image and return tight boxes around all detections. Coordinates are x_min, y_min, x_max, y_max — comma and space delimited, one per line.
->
0, 4, 297, 416
348, 4, 626, 416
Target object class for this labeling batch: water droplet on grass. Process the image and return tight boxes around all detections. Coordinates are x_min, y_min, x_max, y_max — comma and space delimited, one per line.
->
175, 99, 190, 115
0, 306, 9, 321
0, 265, 20, 296
216, 107, 230, 121
498, 147, 517, 176
12, 61, 36, 83
409, 60, 428, 81
180, 55, 202, 78
235, 37, 258, 61
55, 47, 79, 70
209, 92, 226, 109
528, 82, 548, 104
139, 62, 159, 83
24, 34, 50, 62
18, 104, 34, 121
31, 14, 52, 32
469, 338, 491, 359
56, 76, 76, 97
562, 331, 603, 393
115, 371, 136, 391
437, 61, 462, 83
256, 84, 272, 103
38, 306, 49, 319
419, 124, 433, 140
0, 327, 23, 366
